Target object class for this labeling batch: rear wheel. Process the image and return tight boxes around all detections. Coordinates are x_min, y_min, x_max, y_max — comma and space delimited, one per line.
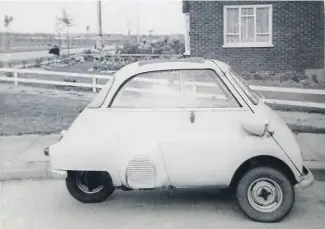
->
66, 171, 114, 203
236, 167, 295, 222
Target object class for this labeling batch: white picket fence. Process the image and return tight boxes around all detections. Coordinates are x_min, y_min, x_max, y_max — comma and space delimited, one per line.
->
0, 68, 111, 93
0, 67, 324, 109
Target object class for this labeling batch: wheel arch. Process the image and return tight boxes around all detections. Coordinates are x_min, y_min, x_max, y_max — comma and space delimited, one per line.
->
229, 155, 298, 189
67, 170, 122, 187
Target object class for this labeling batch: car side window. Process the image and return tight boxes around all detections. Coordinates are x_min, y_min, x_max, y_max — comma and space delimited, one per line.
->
180, 69, 241, 108
111, 70, 182, 108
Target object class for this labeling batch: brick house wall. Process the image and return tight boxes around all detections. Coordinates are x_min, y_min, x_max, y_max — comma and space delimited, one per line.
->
187, 1, 324, 74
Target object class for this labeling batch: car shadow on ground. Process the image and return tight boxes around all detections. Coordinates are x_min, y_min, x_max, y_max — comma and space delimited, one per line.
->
63, 186, 316, 223
110, 187, 236, 204
89, 187, 244, 217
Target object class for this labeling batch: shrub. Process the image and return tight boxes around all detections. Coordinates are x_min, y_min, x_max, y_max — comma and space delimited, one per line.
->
252, 73, 263, 80
5, 72, 14, 77
241, 72, 252, 80
279, 71, 293, 82
83, 54, 94, 61
83, 49, 92, 54
93, 63, 99, 70
34, 58, 44, 68
311, 74, 319, 83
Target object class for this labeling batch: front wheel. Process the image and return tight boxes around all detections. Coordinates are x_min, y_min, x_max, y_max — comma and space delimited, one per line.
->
66, 171, 114, 203
236, 167, 295, 222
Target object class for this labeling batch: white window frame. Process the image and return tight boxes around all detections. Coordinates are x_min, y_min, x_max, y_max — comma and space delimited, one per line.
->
223, 4, 273, 48
184, 13, 191, 55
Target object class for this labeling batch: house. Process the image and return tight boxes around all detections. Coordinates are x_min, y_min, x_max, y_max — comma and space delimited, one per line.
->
183, 0, 324, 76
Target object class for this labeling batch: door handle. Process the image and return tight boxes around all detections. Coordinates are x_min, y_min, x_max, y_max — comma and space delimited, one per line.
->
189, 111, 195, 123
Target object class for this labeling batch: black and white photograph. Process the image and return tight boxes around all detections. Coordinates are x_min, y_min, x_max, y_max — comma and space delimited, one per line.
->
0, 0, 325, 228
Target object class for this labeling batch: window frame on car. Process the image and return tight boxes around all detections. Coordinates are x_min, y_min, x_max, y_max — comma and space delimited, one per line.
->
178, 69, 242, 109
87, 75, 115, 109
223, 4, 273, 48
227, 68, 260, 105
108, 69, 246, 110
109, 70, 183, 109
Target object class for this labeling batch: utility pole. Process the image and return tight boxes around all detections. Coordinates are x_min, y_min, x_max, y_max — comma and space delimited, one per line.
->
98, 0, 103, 36
136, 2, 140, 43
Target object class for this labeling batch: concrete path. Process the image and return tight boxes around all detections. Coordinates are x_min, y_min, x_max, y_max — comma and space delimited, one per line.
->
0, 134, 59, 180
0, 179, 325, 229
0, 133, 324, 181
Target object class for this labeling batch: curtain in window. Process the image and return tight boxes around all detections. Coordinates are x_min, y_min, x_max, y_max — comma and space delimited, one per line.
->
256, 7, 270, 42
225, 8, 239, 43
241, 8, 254, 42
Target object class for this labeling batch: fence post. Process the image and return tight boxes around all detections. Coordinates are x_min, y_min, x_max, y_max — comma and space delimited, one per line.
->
13, 71, 18, 86
92, 76, 97, 93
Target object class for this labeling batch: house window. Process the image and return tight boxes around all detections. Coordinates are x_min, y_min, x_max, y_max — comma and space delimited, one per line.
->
223, 5, 273, 48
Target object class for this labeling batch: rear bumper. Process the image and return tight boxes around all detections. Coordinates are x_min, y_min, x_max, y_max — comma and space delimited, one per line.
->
51, 169, 68, 179
44, 145, 67, 179
296, 166, 314, 188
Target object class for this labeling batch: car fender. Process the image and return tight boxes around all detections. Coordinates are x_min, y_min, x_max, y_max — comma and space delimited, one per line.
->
49, 133, 170, 189
224, 138, 301, 186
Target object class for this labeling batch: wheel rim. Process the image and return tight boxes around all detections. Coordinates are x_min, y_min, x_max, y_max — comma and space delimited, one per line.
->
247, 178, 283, 213
76, 171, 105, 194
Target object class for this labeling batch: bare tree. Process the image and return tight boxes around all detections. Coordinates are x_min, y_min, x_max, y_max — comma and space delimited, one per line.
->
55, 20, 65, 49
86, 26, 90, 45
127, 22, 132, 36
3, 15, 14, 50
148, 29, 154, 44
56, 9, 73, 54
4, 15, 14, 28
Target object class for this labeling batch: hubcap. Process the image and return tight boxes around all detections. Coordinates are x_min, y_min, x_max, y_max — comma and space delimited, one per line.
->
247, 178, 283, 213
76, 171, 105, 194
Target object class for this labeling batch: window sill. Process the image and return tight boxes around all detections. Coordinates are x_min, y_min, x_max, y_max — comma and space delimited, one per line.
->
222, 43, 274, 48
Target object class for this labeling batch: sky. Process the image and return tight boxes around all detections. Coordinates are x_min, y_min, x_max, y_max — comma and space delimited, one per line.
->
0, 0, 185, 35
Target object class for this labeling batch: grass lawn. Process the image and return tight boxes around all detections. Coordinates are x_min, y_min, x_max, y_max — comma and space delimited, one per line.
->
0, 87, 90, 135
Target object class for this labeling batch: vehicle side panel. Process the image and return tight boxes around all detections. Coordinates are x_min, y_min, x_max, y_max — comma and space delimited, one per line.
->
49, 109, 179, 188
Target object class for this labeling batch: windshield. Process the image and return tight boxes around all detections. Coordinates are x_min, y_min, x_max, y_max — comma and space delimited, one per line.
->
227, 68, 259, 105
87, 75, 115, 109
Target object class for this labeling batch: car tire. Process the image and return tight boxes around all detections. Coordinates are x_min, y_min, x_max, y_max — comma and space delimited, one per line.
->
66, 171, 114, 203
236, 167, 295, 222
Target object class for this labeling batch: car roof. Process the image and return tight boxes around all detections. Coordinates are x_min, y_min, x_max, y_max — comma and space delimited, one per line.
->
112, 57, 230, 84
138, 57, 206, 66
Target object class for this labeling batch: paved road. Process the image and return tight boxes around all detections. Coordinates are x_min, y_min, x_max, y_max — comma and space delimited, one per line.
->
0, 180, 325, 229
0, 46, 80, 53
0, 45, 116, 63
0, 47, 87, 62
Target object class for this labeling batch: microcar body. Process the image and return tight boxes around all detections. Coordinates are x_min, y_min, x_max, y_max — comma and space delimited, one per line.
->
46, 58, 314, 222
